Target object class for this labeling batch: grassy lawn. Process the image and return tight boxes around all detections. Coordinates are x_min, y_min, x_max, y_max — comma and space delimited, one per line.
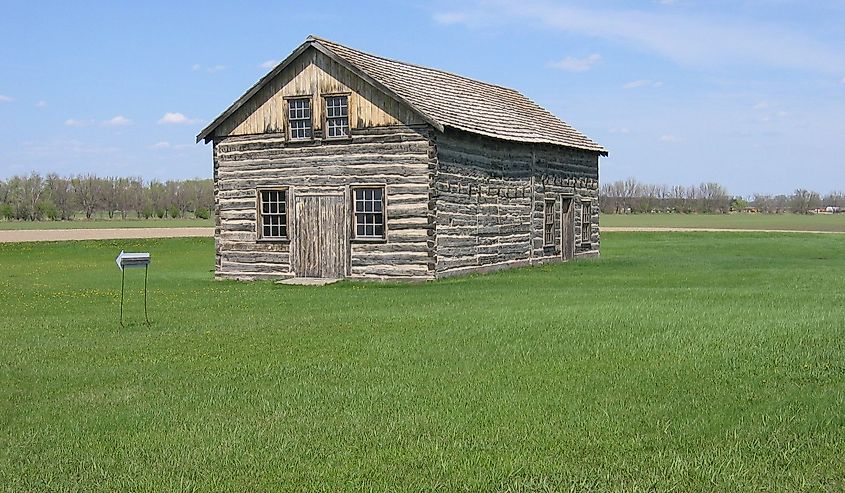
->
0, 218, 213, 230
601, 212, 845, 232
1, 233, 843, 491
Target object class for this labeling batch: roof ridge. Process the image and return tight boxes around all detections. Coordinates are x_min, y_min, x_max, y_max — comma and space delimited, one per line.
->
308, 35, 522, 96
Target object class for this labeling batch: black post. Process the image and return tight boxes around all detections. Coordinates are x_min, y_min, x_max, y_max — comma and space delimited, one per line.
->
144, 264, 149, 325
120, 268, 125, 327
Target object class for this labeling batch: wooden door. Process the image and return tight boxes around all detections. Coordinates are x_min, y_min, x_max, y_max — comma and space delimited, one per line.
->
293, 195, 346, 278
561, 197, 574, 261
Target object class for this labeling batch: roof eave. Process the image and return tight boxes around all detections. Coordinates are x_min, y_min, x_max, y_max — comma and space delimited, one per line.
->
442, 123, 608, 156
196, 37, 445, 144
195, 40, 314, 144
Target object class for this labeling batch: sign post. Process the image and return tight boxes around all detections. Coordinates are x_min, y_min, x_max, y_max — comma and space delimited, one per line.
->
116, 251, 151, 326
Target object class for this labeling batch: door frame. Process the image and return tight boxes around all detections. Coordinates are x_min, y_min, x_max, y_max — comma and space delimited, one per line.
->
292, 192, 348, 278
560, 195, 575, 261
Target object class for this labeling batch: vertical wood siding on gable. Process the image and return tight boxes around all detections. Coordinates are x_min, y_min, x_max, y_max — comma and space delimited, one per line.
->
213, 48, 425, 138
214, 125, 435, 281
433, 130, 600, 278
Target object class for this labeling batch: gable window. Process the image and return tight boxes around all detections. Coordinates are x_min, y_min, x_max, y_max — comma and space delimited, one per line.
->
258, 189, 288, 240
325, 95, 349, 138
544, 199, 555, 246
288, 98, 312, 140
353, 187, 385, 239
581, 201, 592, 243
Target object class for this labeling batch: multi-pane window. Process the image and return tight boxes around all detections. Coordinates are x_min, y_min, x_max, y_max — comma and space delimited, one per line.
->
581, 201, 591, 243
288, 98, 312, 140
353, 187, 385, 239
325, 95, 349, 138
258, 189, 287, 239
544, 199, 555, 246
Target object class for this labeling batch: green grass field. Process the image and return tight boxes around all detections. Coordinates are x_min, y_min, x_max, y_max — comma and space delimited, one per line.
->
601, 212, 845, 232
2, 233, 843, 491
0, 217, 213, 230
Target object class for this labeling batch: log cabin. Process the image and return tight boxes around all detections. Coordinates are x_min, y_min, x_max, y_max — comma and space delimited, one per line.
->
197, 36, 608, 281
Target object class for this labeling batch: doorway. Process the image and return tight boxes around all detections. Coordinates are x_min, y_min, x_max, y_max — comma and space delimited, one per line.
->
293, 194, 346, 278
561, 197, 574, 261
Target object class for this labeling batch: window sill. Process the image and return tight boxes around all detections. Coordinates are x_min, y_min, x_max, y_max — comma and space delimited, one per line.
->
285, 138, 317, 147
257, 238, 290, 243
323, 136, 352, 143
351, 237, 387, 244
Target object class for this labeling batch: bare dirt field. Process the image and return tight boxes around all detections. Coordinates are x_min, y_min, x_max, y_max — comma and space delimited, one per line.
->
0, 227, 214, 243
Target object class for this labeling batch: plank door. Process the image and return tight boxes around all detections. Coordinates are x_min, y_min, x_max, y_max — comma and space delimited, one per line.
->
561, 197, 575, 261
293, 195, 346, 278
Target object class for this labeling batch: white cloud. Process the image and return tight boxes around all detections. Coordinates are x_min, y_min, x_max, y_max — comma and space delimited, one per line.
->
64, 118, 94, 127
841, 77, 845, 84
753, 101, 770, 110
547, 53, 601, 72
609, 127, 631, 134
35, 100, 47, 108
659, 134, 680, 142
192, 63, 226, 73
14, 138, 119, 158
103, 115, 131, 126
150, 140, 193, 151
0, 95, 13, 103
623, 79, 663, 89
157, 112, 200, 125
434, 1, 845, 73
433, 12, 469, 25
259, 59, 279, 69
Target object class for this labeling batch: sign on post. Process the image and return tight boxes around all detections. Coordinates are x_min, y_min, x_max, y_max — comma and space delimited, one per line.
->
116, 251, 150, 270
116, 250, 151, 326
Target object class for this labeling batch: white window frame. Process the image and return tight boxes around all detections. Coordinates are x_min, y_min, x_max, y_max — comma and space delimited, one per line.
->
351, 185, 386, 241
257, 188, 289, 241
544, 198, 556, 246
324, 94, 350, 139
581, 200, 592, 243
286, 97, 312, 141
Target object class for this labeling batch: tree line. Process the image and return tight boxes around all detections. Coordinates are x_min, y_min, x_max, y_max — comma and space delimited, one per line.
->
0, 172, 213, 221
600, 178, 844, 214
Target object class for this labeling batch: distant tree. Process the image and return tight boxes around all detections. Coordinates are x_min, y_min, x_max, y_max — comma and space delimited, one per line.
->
823, 191, 844, 208
730, 197, 748, 211
789, 189, 821, 213
147, 180, 167, 216
751, 194, 771, 213
45, 173, 74, 220
99, 177, 120, 219
72, 174, 101, 219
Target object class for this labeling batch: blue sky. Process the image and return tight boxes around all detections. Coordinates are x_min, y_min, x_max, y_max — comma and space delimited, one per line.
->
1, 0, 843, 196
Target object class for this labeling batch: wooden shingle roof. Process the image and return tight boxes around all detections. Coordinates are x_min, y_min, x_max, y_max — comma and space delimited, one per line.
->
198, 36, 607, 155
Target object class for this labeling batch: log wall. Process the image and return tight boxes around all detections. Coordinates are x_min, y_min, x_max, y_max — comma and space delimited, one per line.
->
213, 125, 435, 281
433, 130, 600, 278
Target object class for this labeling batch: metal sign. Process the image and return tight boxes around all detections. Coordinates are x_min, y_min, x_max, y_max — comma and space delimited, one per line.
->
116, 251, 150, 270
115, 250, 151, 326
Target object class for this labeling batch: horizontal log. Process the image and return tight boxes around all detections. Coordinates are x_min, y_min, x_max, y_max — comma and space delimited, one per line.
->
218, 161, 429, 179
350, 265, 430, 277
351, 242, 429, 254
220, 241, 290, 253
221, 251, 291, 264
351, 253, 428, 266
220, 260, 290, 274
